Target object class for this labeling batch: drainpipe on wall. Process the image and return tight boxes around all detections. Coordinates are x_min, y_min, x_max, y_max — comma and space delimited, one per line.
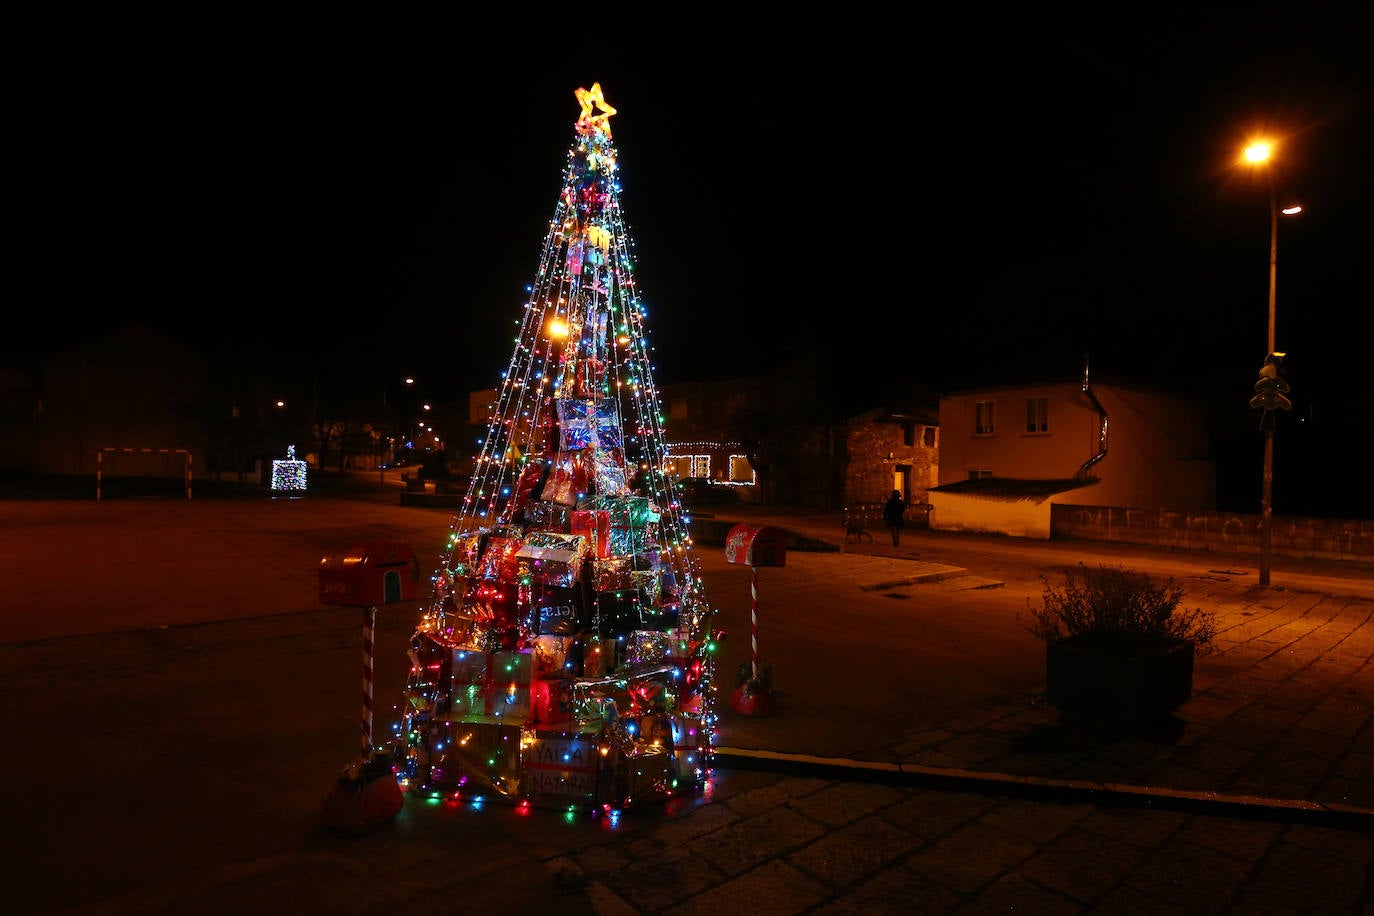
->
1076, 359, 1108, 482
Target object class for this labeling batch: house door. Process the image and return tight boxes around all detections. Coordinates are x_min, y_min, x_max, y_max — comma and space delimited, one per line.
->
893, 465, 911, 502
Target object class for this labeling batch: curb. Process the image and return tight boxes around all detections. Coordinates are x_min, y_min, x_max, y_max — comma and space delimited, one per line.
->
713, 746, 1374, 830
859, 565, 971, 591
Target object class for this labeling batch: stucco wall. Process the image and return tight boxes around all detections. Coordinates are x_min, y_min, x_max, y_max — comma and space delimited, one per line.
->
938, 381, 1215, 511
927, 490, 1053, 539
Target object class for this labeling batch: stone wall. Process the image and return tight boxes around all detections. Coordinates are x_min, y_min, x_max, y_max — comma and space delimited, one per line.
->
1051, 504, 1374, 566
843, 410, 939, 507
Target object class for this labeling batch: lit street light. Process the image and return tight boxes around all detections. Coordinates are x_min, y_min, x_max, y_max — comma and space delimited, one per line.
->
380, 376, 421, 467
1242, 140, 1302, 587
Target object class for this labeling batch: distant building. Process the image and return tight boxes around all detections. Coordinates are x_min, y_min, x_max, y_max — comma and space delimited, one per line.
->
36, 324, 211, 479
841, 407, 939, 511
659, 378, 759, 494
929, 374, 1215, 538
0, 365, 41, 473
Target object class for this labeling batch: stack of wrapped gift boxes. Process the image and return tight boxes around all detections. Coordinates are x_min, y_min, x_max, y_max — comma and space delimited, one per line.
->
393, 392, 717, 810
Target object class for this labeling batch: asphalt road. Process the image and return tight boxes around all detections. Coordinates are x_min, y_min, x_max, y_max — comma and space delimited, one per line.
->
5, 487, 1371, 761
0, 489, 1053, 761
7, 486, 1374, 913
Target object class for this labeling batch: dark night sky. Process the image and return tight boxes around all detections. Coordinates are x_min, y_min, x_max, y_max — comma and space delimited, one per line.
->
5, 11, 1371, 435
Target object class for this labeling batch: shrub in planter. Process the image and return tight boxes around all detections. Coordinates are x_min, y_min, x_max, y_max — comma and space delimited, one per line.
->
1020, 564, 1218, 729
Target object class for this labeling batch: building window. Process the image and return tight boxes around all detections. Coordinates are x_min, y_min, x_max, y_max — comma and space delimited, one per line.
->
666, 455, 711, 479
902, 421, 916, 446
975, 400, 995, 435
728, 454, 755, 485
968, 468, 993, 480
1025, 397, 1048, 433
923, 426, 936, 448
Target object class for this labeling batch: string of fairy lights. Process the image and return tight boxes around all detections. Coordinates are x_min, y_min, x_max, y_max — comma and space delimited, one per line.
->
445, 93, 704, 606
390, 83, 721, 813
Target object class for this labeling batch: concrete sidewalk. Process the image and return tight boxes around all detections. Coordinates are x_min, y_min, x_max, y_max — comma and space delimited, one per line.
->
7, 492, 1374, 914
700, 505, 1374, 823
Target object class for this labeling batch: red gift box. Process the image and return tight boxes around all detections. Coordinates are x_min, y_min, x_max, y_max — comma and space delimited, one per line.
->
572, 358, 606, 399
571, 509, 611, 559
579, 631, 616, 679
544, 453, 591, 507
466, 580, 519, 626
502, 461, 549, 522
477, 536, 523, 582
530, 676, 573, 726
592, 557, 632, 591
450, 531, 488, 577
516, 541, 585, 588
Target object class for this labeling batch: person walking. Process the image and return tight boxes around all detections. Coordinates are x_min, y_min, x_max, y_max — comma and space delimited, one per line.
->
882, 489, 907, 547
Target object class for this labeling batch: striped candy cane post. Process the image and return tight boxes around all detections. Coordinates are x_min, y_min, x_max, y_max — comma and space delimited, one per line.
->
361, 605, 377, 760
750, 566, 760, 681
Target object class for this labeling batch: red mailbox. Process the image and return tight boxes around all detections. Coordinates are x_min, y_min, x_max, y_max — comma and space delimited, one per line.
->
319, 540, 420, 607
724, 524, 787, 568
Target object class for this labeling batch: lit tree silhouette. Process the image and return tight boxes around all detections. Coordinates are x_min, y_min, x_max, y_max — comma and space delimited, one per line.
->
392, 84, 720, 809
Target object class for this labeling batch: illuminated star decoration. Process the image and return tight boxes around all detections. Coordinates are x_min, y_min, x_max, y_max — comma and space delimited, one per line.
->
575, 82, 617, 138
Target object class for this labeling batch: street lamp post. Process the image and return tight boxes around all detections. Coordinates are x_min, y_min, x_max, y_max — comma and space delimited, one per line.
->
1243, 141, 1301, 587
381, 376, 418, 468
1259, 178, 1277, 587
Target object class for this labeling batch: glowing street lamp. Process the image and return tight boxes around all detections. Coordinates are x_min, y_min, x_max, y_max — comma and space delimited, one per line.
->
1242, 140, 1302, 587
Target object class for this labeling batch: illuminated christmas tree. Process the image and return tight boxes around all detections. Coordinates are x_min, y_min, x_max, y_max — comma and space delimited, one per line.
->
390, 83, 720, 811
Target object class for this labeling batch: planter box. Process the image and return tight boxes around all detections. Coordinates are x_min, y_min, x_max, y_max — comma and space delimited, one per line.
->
1045, 636, 1194, 731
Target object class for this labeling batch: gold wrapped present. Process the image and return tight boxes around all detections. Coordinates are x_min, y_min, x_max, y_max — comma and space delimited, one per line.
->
414, 717, 526, 798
